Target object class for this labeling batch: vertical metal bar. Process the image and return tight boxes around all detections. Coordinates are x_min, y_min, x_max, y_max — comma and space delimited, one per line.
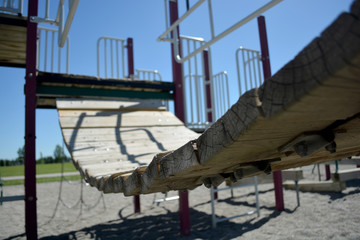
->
325, 164, 331, 180
51, 31, 54, 72
235, 49, 242, 94
45, 0, 49, 19
121, 41, 125, 78
211, 186, 216, 228
295, 180, 300, 207
317, 164, 321, 181
207, 0, 215, 39
256, 51, 263, 85
247, 51, 253, 89
126, 37, 140, 212
241, 49, 248, 92
44, 30, 48, 71
127, 38, 134, 79
104, 39, 107, 78
170, 1, 191, 236
58, 42, 61, 72
36, 29, 40, 69
116, 41, 119, 78
96, 38, 100, 77
254, 176, 260, 217
258, 15, 284, 211
251, 51, 257, 87
66, 38, 69, 73
25, 0, 38, 238
203, 50, 213, 123
110, 40, 114, 77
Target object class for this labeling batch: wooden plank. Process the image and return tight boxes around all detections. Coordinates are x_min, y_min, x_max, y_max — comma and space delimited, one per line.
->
62, 126, 198, 143
332, 168, 360, 182
283, 180, 346, 192
58, 110, 184, 128
56, 98, 166, 110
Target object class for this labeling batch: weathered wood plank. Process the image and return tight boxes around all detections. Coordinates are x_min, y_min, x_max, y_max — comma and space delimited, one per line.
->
283, 180, 346, 192
58, 110, 184, 128
332, 168, 360, 182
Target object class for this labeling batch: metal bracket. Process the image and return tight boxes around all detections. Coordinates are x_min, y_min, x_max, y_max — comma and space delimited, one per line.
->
279, 131, 336, 157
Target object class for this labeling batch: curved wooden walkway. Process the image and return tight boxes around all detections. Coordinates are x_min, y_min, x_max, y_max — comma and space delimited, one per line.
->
58, 1, 360, 196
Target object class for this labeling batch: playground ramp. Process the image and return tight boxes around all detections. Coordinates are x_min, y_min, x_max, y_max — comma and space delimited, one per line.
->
57, 2, 360, 196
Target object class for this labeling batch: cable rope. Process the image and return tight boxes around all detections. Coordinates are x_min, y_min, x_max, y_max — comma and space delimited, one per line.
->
40, 142, 106, 226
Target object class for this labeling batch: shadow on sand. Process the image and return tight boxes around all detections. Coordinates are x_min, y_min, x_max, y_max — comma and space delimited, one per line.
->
34, 207, 284, 240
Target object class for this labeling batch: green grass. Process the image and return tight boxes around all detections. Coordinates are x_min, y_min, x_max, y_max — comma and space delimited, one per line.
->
0, 162, 77, 177
3, 175, 82, 186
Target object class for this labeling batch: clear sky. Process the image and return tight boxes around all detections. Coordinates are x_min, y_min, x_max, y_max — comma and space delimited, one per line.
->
0, 0, 354, 160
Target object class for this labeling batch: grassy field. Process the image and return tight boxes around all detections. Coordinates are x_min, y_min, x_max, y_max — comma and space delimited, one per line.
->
0, 162, 77, 177
0, 162, 79, 186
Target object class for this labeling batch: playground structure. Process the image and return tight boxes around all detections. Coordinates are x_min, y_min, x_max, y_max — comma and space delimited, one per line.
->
1, 0, 360, 239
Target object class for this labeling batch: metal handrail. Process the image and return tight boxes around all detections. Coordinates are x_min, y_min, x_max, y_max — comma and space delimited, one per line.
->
236, 47, 263, 95
135, 69, 163, 81
37, 26, 69, 73
212, 71, 230, 121
97, 37, 126, 79
160, 0, 283, 64
0, 0, 23, 15
30, 0, 79, 48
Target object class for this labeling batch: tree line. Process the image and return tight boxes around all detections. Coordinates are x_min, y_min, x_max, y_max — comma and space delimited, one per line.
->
0, 144, 72, 166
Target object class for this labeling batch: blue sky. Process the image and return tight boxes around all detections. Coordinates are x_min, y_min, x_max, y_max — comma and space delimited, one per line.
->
0, 0, 353, 160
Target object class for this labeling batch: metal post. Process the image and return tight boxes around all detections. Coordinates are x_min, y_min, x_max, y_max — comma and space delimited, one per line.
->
203, 50, 213, 124
25, 0, 39, 239
127, 37, 140, 213
203, 50, 217, 199
127, 38, 134, 79
325, 164, 331, 180
169, 0, 191, 236
258, 15, 284, 211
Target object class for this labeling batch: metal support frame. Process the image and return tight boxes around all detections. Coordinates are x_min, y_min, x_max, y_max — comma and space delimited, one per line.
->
210, 176, 260, 228
202, 50, 213, 124
258, 15, 284, 211
25, 0, 38, 238
159, 0, 283, 64
169, 0, 191, 236
126, 37, 141, 214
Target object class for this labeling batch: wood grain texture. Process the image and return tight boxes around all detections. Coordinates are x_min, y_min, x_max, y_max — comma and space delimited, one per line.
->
0, 22, 26, 66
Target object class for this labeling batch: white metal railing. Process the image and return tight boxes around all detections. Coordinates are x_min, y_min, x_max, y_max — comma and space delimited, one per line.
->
135, 69, 162, 81
30, 0, 79, 48
37, 27, 69, 73
159, 0, 282, 64
181, 35, 215, 130
97, 37, 126, 79
183, 74, 208, 129
0, 0, 23, 14
236, 47, 263, 95
212, 71, 230, 121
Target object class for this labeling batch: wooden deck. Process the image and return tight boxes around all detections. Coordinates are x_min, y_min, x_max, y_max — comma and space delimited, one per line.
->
0, 13, 27, 68
57, 2, 360, 196
36, 71, 175, 108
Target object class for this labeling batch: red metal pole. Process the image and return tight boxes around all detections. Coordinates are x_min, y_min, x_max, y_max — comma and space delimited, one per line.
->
325, 164, 331, 180
127, 37, 141, 213
258, 15, 284, 211
25, 0, 39, 238
169, 0, 191, 236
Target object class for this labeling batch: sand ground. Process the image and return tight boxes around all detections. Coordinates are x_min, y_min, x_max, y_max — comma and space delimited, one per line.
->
1, 164, 359, 239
